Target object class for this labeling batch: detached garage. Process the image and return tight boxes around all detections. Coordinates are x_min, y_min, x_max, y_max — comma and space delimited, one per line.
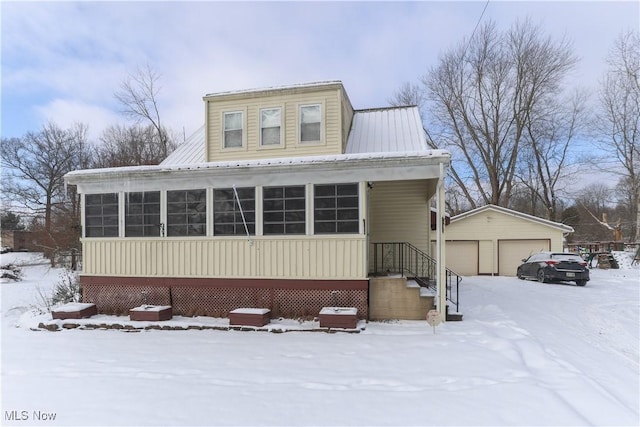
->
441, 205, 574, 276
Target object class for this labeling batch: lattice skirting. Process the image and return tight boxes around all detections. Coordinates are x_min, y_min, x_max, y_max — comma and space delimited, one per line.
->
81, 277, 368, 319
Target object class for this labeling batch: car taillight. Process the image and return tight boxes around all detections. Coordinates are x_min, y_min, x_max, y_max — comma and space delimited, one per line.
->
545, 260, 559, 266
579, 261, 587, 267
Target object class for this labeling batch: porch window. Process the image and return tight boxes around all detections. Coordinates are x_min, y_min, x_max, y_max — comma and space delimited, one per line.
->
223, 111, 243, 148
260, 108, 281, 146
314, 183, 359, 234
300, 104, 321, 143
263, 186, 306, 235
84, 193, 119, 237
125, 191, 161, 237
166, 189, 206, 236
213, 187, 255, 235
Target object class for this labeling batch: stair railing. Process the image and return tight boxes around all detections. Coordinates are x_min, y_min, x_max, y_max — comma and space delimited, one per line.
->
370, 242, 461, 313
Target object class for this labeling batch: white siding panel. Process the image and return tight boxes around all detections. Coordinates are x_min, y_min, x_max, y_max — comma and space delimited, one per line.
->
82, 236, 366, 280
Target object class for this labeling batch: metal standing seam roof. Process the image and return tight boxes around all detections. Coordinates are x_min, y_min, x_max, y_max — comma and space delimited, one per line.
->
161, 106, 428, 167
345, 106, 428, 154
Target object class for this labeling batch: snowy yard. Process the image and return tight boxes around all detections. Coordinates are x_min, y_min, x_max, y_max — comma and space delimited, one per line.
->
1, 252, 638, 426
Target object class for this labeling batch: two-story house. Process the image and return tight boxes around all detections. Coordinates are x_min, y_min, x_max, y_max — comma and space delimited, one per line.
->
65, 81, 452, 321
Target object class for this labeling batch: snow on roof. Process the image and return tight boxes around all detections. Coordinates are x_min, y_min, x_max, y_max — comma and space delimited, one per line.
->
161, 106, 430, 167
345, 106, 427, 154
451, 204, 574, 233
204, 80, 343, 98
69, 150, 450, 179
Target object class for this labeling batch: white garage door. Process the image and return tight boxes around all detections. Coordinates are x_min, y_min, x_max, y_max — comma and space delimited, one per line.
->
445, 241, 478, 276
498, 239, 550, 276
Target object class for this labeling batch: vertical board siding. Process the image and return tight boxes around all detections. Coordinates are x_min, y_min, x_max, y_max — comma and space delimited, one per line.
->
82, 236, 366, 280
369, 180, 433, 253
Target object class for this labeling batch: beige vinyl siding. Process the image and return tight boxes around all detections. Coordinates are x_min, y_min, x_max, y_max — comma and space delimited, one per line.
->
369, 180, 433, 253
478, 240, 494, 274
82, 236, 366, 280
445, 207, 566, 276
206, 87, 346, 161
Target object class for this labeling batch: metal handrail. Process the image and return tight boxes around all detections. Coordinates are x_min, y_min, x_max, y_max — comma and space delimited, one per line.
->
370, 242, 460, 313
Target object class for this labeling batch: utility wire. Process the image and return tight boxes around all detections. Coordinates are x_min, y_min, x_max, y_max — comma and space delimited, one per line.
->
462, 0, 490, 59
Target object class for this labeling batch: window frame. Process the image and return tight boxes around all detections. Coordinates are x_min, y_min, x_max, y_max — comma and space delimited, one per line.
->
299, 103, 322, 144
313, 183, 360, 235
166, 189, 207, 237
222, 111, 244, 149
213, 187, 256, 236
124, 191, 161, 237
259, 107, 283, 148
84, 193, 119, 238
263, 185, 306, 235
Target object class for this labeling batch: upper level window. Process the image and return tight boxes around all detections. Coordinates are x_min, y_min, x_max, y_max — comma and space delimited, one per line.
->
314, 183, 359, 234
125, 191, 161, 237
85, 193, 119, 238
167, 189, 206, 237
213, 188, 255, 236
260, 108, 282, 146
300, 104, 321, 143
223, 111, 243, 148
263, 186, 306, 235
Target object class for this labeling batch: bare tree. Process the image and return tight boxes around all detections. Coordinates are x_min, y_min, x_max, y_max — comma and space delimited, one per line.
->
388, 81, 426, 110
423, 19, 578, 209
594, 30, 640, 241
517, 90, 587, 220
114, 64, 175, 159
92, 124, 169, 168
1, 122, 89, 264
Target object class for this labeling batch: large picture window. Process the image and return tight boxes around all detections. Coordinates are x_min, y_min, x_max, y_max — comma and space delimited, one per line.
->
263, 186, 306, 235
213, 188, 255, 236
314, 183, 359, 234
300, 104, 321, 142
223, 111, 243, 148
167, 189, 206, 236
260, 108, 282, 146
125, 191, 161, 237
85, 193, 119, 237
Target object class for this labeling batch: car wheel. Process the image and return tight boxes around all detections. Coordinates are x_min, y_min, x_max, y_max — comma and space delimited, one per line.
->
575, 280, 587, 287
537, 269, 548, 283
517, 268, 524, 279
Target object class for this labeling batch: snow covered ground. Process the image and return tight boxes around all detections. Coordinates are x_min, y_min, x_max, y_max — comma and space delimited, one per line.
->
1, 252, 638, 426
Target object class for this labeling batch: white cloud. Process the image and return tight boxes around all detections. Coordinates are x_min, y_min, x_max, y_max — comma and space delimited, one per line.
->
34, 99, 120, 142
2, 0, 638, 142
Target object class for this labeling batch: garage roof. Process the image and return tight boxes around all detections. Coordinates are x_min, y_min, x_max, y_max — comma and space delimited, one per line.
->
451, 205, 574, 233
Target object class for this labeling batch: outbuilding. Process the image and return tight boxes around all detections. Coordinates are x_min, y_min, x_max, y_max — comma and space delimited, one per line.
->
442, 205, 574, 276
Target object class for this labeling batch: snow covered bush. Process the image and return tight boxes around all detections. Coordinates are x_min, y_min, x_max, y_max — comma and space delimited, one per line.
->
51, 269, 81, 306
1, 263, 22, 281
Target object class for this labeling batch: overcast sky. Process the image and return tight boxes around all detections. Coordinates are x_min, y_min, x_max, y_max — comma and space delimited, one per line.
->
2, 1, 638, 143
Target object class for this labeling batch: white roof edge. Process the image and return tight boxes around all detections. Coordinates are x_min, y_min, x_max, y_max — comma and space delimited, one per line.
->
66, 150, 451, 180
451, 204, 574, 233
204, 80, 343, 98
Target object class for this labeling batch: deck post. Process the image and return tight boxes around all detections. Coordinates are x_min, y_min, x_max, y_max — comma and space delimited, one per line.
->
436, 162, 447, 322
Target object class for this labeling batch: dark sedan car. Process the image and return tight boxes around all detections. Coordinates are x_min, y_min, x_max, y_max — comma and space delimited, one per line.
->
517, 251, 590, 286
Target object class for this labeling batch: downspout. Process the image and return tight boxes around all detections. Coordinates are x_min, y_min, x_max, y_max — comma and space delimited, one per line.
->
436, 162, 447, 322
